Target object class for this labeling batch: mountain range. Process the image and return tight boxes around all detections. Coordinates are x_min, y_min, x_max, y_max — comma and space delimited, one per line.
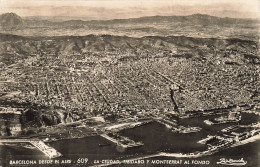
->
1, 13, 259, 27
0, 13, 259, 40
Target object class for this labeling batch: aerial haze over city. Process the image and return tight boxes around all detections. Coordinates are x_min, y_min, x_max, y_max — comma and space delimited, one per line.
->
0, 0, 259, 166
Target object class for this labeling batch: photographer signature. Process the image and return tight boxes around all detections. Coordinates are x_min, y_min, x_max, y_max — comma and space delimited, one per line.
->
217, 158, 247, 166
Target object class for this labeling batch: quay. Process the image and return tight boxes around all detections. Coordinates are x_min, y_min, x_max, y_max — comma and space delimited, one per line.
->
100, 134, 143, 148
197, 135, 216, 144
0, 139, 62, 158
104, 120, 152, 132
0, 107, 21, 115
100, 134, 118, 144
221, 125, 238, 132
155, 118, 200, 133
155, 118, 177, 128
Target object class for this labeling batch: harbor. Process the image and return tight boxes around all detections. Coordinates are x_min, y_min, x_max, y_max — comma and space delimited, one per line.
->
0, 111, 259, 166
93, 132, 260, 166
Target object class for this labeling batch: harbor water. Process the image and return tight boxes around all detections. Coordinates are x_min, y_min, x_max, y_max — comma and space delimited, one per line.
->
0, 112, 259, 166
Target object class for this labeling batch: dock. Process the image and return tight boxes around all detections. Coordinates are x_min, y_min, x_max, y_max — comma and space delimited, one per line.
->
197, 135, 216, 144
155, 118, 177, 128
100, 134, 118, 144
100, 134, 143, 148
104, 120, 152, 132
0, 139, 62, 158
221, 125, 239, 132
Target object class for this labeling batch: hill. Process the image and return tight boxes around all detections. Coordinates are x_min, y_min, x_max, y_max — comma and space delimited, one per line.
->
0, 33, 258, 58
0, 13, 24, 30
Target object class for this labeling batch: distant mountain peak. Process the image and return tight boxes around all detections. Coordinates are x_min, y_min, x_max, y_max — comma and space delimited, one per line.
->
190, 13, 211, 16
0, 12, 24, 30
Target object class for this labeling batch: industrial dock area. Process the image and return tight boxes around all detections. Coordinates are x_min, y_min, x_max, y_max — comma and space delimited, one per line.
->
0, 139, 62, 159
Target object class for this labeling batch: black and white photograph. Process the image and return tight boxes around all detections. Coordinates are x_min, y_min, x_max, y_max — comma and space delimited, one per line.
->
0, 0, 259, 166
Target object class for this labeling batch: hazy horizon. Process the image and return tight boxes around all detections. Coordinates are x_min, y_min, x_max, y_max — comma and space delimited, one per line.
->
0, 0, 259, 20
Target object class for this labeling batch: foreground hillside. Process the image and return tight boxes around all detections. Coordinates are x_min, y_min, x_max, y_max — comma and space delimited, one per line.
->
0, 34, 259, 133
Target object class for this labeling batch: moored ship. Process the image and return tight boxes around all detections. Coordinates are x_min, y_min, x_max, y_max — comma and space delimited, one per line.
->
204, 111, 241, 125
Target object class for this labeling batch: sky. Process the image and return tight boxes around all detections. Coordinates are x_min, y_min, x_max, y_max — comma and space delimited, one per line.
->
0, 0, 259, 19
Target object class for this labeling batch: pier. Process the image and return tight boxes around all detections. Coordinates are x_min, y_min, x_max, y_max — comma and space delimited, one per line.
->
155, 118, 177, 128
0, 139, 62, 158
221, 125, 239, 132
197, 135, 216, 144
100, 133, 143, 148
103, 120, 152, 132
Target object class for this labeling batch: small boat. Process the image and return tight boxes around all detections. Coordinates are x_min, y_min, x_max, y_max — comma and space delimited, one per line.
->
182, 127, 201, 133
99, 143, 111, 147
